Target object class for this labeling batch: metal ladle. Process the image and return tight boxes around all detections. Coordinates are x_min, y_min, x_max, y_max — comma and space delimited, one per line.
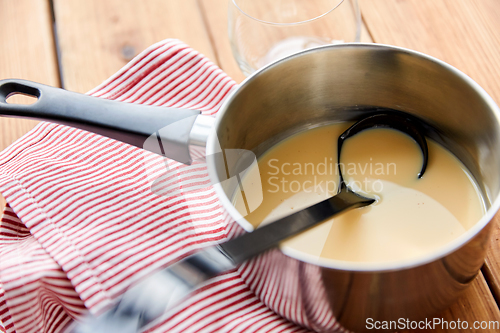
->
0, 79, 427, 332
73, 112, 429, 333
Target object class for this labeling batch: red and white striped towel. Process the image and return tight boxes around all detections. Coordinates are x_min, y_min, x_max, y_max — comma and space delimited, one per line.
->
0, 39, 326, 333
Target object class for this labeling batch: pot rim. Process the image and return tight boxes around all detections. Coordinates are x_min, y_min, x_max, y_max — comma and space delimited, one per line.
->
206, 43, 500, 272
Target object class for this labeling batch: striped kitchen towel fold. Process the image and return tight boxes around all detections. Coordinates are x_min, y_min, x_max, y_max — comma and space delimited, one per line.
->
0, 39, 329, 333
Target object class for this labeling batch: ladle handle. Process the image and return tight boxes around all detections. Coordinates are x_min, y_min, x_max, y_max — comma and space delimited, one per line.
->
0, 79, 202, 164
219, 183, 375, 264
74, 185, 375, 333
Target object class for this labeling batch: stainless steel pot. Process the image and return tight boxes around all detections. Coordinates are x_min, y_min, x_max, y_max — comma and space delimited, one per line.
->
207, 43, 500, 332
1, 43, 500, 332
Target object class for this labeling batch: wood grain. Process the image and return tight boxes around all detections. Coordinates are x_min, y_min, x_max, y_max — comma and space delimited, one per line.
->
467, 8, 500, 300
360, 0, 500, 329
0, 0, 60, 208
359, 0, 500, 104
484, 213, 500, 303
53, 0, 217, 93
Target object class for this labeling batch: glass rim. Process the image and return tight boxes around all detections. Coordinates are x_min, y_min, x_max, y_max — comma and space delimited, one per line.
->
231, 0, 346, 26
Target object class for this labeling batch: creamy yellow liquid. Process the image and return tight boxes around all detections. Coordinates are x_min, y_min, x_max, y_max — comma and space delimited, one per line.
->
233, 123, 485, 264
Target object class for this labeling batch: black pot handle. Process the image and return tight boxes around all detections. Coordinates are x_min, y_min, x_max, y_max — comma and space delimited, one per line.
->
0, 79, 202, 164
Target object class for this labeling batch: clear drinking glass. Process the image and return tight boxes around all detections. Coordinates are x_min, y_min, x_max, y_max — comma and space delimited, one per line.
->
228, 0, 361, 76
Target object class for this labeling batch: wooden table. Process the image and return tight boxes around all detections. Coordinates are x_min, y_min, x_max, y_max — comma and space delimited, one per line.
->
1, 0, 499, 331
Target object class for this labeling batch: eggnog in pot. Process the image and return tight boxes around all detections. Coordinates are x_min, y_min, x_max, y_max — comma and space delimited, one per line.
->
233, 123, 485, 264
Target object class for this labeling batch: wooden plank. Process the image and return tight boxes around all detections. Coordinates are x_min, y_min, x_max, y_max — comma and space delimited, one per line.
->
360, 0, 500, 330
0, 0, 60, 208
398, 275, 498, 333
484, 213, 500, 303
473, 0, 500, 304
53, 0, 218, 94
429, 273, 500, 332
198, 0, 373, 84
359, 0, 500, 103
359, 18, 373, 43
